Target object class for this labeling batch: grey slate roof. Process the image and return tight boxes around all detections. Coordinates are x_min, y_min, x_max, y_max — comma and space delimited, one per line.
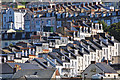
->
0, 63, 14, 74
96, 63, 117, 73
7, 63, 41, 70
12, 68, 56, 79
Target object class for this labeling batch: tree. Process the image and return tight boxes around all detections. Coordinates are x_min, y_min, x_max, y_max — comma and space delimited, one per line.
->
98, 20, 108, 31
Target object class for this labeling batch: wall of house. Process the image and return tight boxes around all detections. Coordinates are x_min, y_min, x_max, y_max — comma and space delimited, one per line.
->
105, 73, 118, 78
14, 12, 25, 30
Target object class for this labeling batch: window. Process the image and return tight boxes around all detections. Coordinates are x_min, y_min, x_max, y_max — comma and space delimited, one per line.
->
22, 33, 25, 38
12, 42, 15, 45
4, 34, 7, 39
52, 20, 55, 25
57, 21, 61, 28
16, 53, 19, 57
72, 61, 74, 66
9, 16, 12, 21
4, 17, 6, 22
52, 12, 54, 17
62, 56, 65, 61
57, 14, 61, 18
68, 13, 71, 17
10, 11, 11, 15
41, 20, 44, 24
12, 34, 15, 38
5, 42, 8, 46
116, 44, 117, 49
36, 20, 40, 25
47, 19, 51, 25
27, 16, 29, 19
46, 13, 51, 17
104, 49, 105, 55
9, 56, 14, 60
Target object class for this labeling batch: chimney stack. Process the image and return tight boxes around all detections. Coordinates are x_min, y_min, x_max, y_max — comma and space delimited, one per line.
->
69, 53, 71, 57
87, 45, 90, 50
100, 40, 102, 46
111, 36, 114, 41
14, 64, 21, 73
81, 48, 84, 53
105, 39, 108, 44
91, 61, 96, 64
54, 59, 57, 65
47, 61, 50, 66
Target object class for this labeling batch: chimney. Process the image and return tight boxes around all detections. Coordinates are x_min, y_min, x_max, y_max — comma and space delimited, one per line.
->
81, 48, 84, 53
111, 36, 114, 41
69, 53, 71, 57
13, 68, 16, 73
91, 61, 96, 64
93, 2, 96, 5
100, 40, 102, 46
54, 59, 57, 65
89, 3, 92, 6
100, 24, 103, 30
87, 45, 90, 50
75, 49, 78, 54
105, 39, 108, 44
91, 23, 94, 28
47, 61, 50, 66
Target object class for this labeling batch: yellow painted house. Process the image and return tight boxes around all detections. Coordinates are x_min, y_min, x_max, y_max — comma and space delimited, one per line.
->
17, 5, 25, 8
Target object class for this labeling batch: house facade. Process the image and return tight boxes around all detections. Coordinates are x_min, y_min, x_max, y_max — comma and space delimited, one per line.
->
2, 8, 27, 30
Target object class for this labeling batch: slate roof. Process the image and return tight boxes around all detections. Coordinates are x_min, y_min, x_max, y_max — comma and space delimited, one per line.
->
25, 60, 45, 69
12, 68, 56, 79
7, 63, 41, 70
0, 63, 14, 74
33, 58, 54, 68
96, 63, 117, 73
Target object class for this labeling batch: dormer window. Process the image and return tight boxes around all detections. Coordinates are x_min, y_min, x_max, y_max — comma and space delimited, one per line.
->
8, 55, 14, 60
112, 12, 116, 16
52, 19, 55, 25
57, 21, 61, 27
16, 53, 21, 58
47, 19, 51, 25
